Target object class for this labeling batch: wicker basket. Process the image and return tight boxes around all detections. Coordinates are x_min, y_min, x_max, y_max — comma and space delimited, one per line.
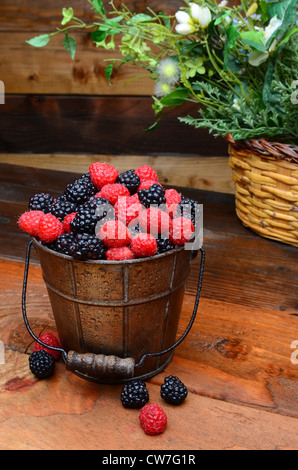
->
227, 135, 298, 247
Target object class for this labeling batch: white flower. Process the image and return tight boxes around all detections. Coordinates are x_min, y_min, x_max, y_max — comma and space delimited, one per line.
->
156, 58, 180, 85
264, 15, 282, 43
218, 0, 228, 9
232, 98, 241, 111
175, 11, 196, 35
190, 3, 212, 29
155, 81, 174, 98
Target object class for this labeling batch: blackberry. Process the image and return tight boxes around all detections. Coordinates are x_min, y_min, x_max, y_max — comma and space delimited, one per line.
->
64, 173, 98, 204
160, 375, 188, 405
121, 380, 149, 409
178, 196, 200, 227
28, 193, 55, 213
157, 238, 175, 254
68, 233, 107, 261
138, 184, 166, 208
29, 350, 55, 380
54, 233, 75, 256
48, 196, 77, 222
71, 197, 114, 235
116, 169, 141, 195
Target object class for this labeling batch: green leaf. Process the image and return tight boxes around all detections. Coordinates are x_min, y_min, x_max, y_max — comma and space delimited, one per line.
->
63, 33, 76, 60
214, 10, 232, 26
92, 0, 105, 15
26, 34, 51, 48
279, 27, 298, 47
97, 20, 121, 35
105, 63, 115, 86
240, 31, 266, 51
160, 87, 189, 107
130, 13, 153, 23
61, 7, 74, 26
224, 24, 240, 70
91, 30, 107, 43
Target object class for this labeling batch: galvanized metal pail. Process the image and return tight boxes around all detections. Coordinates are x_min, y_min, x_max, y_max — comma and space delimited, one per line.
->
22, 239, 205, 384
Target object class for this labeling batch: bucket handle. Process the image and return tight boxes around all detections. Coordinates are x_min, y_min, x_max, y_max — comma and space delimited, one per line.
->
22, 240, 205, 381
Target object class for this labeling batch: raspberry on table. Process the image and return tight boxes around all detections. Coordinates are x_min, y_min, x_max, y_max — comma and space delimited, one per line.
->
97, 183, 130, 206
89, 162, 119, 190
28, 193, 55, 213
106, 246, 135, 261
99, 220, 132, 248
169, 217, 194, 246
139, 403, 167, 435
160, 375, 188, 405
116, 169, 141, 195
18, 211, 45, 237
33, 333, 62, 361
121, 380, 149, 409
130, 232, 157, 258
135, 165, 159, 182
139, 207, 171, 237
29, 350, 56, 380
37, 213, 64, 243
64, 173, 98, 204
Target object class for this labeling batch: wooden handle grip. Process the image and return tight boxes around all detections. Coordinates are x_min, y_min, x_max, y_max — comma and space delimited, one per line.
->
66, 351, 135, 380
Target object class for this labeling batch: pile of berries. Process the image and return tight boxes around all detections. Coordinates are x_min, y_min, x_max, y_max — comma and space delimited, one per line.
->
18, 164, 199, 261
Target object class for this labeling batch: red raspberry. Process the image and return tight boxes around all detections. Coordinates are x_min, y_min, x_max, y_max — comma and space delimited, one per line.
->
89, 162, 118, 190
63, 212, 77, 233
165, 189, 181, 218
106, 246, 135, 261
170, 217, 194, 246
33, 333, 62, 361
139, 404, 167, 436
99, 220, 131, 248
38, 213, 64, 243
135, 165, 159, 182
114, 196, 142, 226
138, 179, 163, 191
139, 208, 171, 236
131, 233, 157, 258
18, 211, 45, 237
97, 184, 130, 206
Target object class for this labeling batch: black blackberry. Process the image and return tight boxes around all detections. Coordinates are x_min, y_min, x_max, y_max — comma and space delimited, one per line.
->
54, 233, 75, 256
28, 193, 55, 213
160, 375, 188, 405
157, 238, 175, 254
178, 196, 200, 227
71, 197, 114, 234
138, 184, 166, 208
121, 380, 149, 409
116, 169, 141, 195
29, 350, 55, 380
68, 233, 107, 261
48, 196, 77, 222
64, 173, 98, 204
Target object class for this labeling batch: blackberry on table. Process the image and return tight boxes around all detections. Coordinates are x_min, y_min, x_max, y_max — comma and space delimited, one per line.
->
29, 350, 55, 380
116, 170, 141, 195
68, 233, 107, 261
48, 196, 77, 222
157, 238, 175, 254
160, 375, 188, 405
138, 184, 166, 208
64, 173, 98, 204
121, 380, 149, 409
71, 197, 114, 235
28, 193, 55, 213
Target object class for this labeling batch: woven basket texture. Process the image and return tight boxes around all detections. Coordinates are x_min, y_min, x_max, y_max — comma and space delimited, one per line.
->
227, 136, 298, 247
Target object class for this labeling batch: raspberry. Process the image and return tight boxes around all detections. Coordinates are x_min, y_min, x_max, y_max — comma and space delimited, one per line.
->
99, 220, 131, 248
138, 180, 163, 191
139, 208, 171, 237
106, 246, 135, 261
130, 233, 157, 258
139, 404, 167, 435
135, 165, 159, 182
116, 169, 141, 195
114, 196, 142, 226
18, 211, 45, 237
121, 380, 149, 409
98, 184, 130, 206
89, 162, 118, 190
33, 333, 62, 361
63, 212, 77, 233
160, 375, 188, 405
37, 213, 64, 243
169, 217, 194, 246
165, 189, 181, 218
29, 350, 55, 380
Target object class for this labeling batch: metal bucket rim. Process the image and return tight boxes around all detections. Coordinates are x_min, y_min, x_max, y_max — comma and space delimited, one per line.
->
32, 237, 187, 266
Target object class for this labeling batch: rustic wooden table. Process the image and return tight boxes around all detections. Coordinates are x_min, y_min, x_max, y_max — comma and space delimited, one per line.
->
0, 166, 297, 450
